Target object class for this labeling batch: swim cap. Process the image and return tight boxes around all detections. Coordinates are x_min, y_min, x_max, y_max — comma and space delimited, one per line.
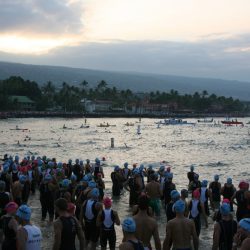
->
31, 155, 35, 161
202, 180, 208, 187
95, 158, 100, 164
37, 159, 43, 166
114, 165, 120, 172
75, 159, 79, 164
80, 160, 83, 166
227, 177, 232, 185
91, 188, 99, 198
239, 181, 249, 190
5, 202, 18, 213
190, 165, 194, 171
193, 189, 200, 199
171, 190, 180, 200
181, 189, 189, 198
220, 203, 231, 216
86, 159, 90, 163
139, 164, 144, 171
124, 162, 128, 168
0, 181, 6, 190
62, 179, 70, 188
71, 174, 77, 181
44, 174, 52, 182
3, 163, 9, 172
122, 217, 136, 233
88, 180, 96, 188
239, 218, 250, 232
68, 159, 72, 164
159, 165, 165, 171
222, 198, 230, 204
19, 175, 27, 184
133, 168, 140, 175
67, 203, 76, 214
148, 165, 153, 170
82, 175, 89, 182
103, 196, 112, 207
57, 162, 63, 168
16, 205, 31, 221
214, 175, 219, 181
173, 200, 185, 213
48, 161, 54, 168
15, 155, 19, 161
166, 166, 171, 172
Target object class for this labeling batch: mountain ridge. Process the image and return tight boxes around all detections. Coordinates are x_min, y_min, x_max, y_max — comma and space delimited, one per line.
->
0, 61, 249, 100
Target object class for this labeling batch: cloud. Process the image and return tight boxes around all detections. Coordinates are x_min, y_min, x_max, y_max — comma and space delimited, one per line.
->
0, 0, 84, 35
1, 33, 250, 82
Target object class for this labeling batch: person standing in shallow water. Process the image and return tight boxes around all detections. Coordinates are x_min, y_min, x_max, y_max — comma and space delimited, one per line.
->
163, 199, 199, 250
16, 204, 42, 250
53, 198, 84, 250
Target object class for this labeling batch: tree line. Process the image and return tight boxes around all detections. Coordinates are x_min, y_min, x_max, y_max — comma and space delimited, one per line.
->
0, 76, 247, 113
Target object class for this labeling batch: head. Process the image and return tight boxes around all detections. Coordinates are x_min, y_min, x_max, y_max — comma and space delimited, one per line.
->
86, 159, 90, 164
0, 180, 6, 192
88, 180, 96, 188
227, 177, 232, 185
138, 194, 149, 210
55, 198, 68, 215
173, 200, 185, 215
181, 189, 189, 199
220, 203, 231, 217
214, 174, 219, 182
16, 205, 31, 224
201, 180, 208, 187
5, 202, 18, 215
122, 217, 136, 235
239, 181, 249, 190
114, 165, 120, 172
171, 190, 180, 202
75, 159, 79, 164
103, 196, 112, 208
190, 165, 194, 172
239, 218, 250, 236
124, 162, 128, 168
91, 188, 100, 200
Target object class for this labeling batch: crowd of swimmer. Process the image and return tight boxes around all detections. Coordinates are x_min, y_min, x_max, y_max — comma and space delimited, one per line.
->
0, 154, 250, 250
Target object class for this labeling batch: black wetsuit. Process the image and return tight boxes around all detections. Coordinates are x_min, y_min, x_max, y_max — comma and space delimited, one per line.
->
166, 202, 176, 222
210, 181, 221, 203
218, 219, 237, 250
59, 216, 77, 250
1, 216, 17, 250
0, 191, 10, 218
127, 240, 144, 250
111, 172, 121, 196
235, 190, 248, 221
163, 181, 176, 205
222, 185, 235, 211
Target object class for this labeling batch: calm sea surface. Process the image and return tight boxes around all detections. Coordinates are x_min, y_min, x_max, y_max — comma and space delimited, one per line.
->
1, 117, 250, 249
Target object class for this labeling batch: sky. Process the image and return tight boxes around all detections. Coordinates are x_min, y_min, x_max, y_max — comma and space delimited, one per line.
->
0, 0, 250, 81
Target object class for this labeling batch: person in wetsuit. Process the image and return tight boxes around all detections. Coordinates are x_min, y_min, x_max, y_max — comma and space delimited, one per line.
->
221, 177, 236, 211
53, 198, 85, 250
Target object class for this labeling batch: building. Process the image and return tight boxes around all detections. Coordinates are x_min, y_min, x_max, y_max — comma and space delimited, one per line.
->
9, 95, 35, 111
80, 99, 113, 113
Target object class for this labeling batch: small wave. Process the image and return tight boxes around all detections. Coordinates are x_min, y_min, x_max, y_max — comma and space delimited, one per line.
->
229, 145, 245, 150
200, 161, 228, 168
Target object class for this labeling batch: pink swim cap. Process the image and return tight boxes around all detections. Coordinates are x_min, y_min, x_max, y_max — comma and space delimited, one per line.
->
103, 197, 112, 207
193, 189, 200, 199
5, 202, 18, 213
222, 198, 230, 204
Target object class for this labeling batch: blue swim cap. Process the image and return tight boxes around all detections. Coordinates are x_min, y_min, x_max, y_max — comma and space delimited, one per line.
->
75, 159, 79, 164
68, 159, 72, 164
124, 162, 128, 168
114, 165, 120, 171
16, 205, 31, 221
48, 161, 54, 168
88, 180, 96, 188
159, 165, 165, 171
37, 159, 43, 166
173, 200, 185, 213
80, 160, 83, 166
122, 217, 136, 233
148, 165, 153, 170
86, 159, 90, 163
3, 163, 10, 172
190, 165, 195, 171
62, 179, 70, 188
95, 158, 100, 164
71, 174, 77, 181
239, 218, 250, 232
27, 156, 30, 160
214, 175, 219, 181
171, 190, 180, 200
31, 155, 35, 161
57, 162, 62, 168
87, 173, 92, 180
91, 188, 99, 198
44, 174, 52, 182
133, 168, 140, 175
227, 178, 232, 185
15, 155, 19, 161
82, 175, 89, 182
19, 175, 27, 184
202, 180, 208, 187
220, 203, 231, 216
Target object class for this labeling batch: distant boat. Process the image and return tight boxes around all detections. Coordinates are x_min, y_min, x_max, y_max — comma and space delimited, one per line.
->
197, 118, 213, 123
156, 118, 195, 125
97, 123, 116, 128
124, 122, 134, 126
80, 124, 90, 128
221, 118, 243, 126
137, 125, 141, 134
10, 126, 29, 131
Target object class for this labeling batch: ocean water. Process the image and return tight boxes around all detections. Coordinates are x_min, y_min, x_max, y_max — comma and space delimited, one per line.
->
1, 117, 250, 249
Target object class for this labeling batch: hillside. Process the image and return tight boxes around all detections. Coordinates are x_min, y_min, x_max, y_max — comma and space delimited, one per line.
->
0, 61, 250, 100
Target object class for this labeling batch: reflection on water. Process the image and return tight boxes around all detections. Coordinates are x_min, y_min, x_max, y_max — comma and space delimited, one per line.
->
1, 117, 250, 249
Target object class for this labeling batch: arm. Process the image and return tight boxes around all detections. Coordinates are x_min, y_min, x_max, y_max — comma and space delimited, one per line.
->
75, 219, 85, 250
16, 227, 27, 250
200, 203, 208, 227
96, 210, 103, 227
240, 238, 250, 250
153, 222, 162, 250
114, 211, 121, 225
212, 222, 220, 250
52, 220, 62, 250
9, 217, 18, 234
191, 220, 199, 250
162, 223, 171, 250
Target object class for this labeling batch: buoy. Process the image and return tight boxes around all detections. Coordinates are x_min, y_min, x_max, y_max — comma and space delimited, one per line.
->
111, 138, 114, 148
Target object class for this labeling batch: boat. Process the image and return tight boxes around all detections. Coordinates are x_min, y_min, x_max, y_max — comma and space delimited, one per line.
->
156, 118, 195, 125
80, 124, 90, 128
10, 126, 29, 131
221, 118, 243, 126
197, 118, 213, 123
124, 122, 134, 126
97, 123, 116, 128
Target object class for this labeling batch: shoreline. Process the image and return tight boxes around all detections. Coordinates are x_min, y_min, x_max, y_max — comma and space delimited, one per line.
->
1, 111, 249, 119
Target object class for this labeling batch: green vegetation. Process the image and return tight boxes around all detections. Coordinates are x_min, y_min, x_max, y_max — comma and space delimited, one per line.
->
0, 76, 247, 113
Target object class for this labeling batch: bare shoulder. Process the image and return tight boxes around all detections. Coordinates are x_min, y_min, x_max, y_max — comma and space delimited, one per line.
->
53, 218, 62, 228
240, 238, 250, 250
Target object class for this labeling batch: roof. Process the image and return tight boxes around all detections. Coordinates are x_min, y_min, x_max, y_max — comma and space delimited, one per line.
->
9, 96, 35, 103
